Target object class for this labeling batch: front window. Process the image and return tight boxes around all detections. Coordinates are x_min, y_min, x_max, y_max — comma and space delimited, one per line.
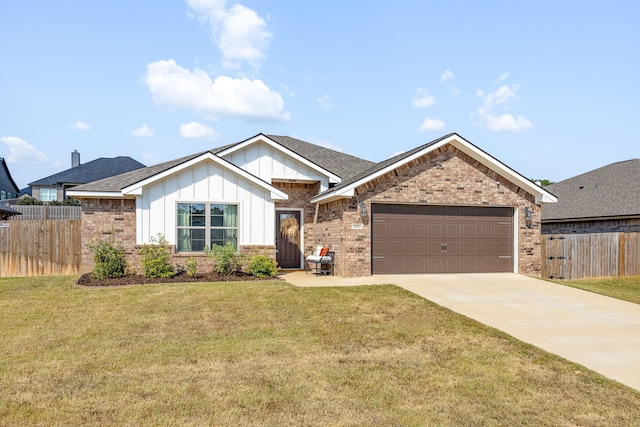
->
40, 188, 57, 202
177, 202, 238, 252
0, 191, 5, 200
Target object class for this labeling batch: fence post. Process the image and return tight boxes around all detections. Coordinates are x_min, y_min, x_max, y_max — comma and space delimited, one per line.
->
619, 232, 626, 277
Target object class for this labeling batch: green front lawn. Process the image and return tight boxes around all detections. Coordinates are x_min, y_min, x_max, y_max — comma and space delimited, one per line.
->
1, 276, 639, 426
552, 275, 640, 305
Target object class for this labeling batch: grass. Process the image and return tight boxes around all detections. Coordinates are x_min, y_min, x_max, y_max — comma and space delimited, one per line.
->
552, 275, 640, 305
1, 276, 639, 426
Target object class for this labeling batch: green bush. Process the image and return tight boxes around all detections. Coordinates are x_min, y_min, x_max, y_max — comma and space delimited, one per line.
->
87, 235, 127, 279
17, 196, 43, 205
139, 234, 175, 278
185, 257, 198, 278
203, 242, 244, 276
247, 255, 278, 277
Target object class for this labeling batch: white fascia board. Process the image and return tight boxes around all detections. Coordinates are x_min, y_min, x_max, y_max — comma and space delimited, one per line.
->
217, 134, 342, 184
311, 133, 557, 205
122, 152, 288, 200
66, 190, 126, 199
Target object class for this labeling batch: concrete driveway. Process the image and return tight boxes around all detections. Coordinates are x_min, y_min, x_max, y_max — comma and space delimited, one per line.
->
281, 272, 640, 391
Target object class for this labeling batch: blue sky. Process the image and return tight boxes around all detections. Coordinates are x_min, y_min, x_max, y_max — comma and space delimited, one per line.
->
1, 1, 639, 189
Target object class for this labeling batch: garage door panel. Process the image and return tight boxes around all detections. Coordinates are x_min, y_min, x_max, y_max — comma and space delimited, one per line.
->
372, 204, 513, 274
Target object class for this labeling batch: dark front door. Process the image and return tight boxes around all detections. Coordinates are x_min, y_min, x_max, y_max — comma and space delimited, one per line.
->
276, 210, 301, 269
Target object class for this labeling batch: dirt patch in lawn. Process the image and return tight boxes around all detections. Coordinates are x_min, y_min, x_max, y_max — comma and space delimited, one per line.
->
76, 271, 281, 287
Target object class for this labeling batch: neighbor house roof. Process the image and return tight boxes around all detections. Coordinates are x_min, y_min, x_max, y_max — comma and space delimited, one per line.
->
68, 134, 376, 196
30, 156, 146, 187
0, 157, 20, 194
312, 133, 556, 205
542, 159, 640, 222
0, 203, 22, 218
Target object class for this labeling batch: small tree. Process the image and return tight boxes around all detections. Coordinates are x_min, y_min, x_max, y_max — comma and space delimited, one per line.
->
87, 234, 127, 279
203, 242, 244, 276
139, 233, 175, 278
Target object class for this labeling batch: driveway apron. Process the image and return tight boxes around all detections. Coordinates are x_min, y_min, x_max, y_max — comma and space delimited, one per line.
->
281, 272, 640, 391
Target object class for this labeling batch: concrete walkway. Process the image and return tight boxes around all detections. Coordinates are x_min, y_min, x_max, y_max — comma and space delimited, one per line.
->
280, 271, 640, 391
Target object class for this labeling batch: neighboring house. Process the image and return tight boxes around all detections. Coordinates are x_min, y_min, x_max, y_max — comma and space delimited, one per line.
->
0, 157, 19, 201
542, 159, 640, 234
0, 204, 22, 220
29, 150, 146, 202
68, 133, 556, 277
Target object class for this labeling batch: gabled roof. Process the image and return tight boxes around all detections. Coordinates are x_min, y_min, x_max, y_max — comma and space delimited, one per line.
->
312, 133, 557, 205
30, 156, 146, 186
542, 159, 640, 222
68, 134, 376, 196
0, 157, 20, 194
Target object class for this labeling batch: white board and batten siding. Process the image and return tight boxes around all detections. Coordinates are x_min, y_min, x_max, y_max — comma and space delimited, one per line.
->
136, 160, 274, 246
223, 141, 331, 192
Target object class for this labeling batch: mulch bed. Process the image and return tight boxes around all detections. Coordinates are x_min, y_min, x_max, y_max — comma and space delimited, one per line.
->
76, 271, 281, 287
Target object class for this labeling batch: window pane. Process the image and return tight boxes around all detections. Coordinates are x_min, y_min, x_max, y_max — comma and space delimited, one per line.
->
211, 204, 237, 227
210, 229, 237, 249
177, 228, 206, 252
178, 203, 205, 226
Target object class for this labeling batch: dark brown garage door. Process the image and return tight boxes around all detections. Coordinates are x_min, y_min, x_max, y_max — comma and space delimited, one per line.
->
372, 204, 513, 274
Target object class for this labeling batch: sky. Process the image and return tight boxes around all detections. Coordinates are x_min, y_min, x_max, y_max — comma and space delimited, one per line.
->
1, 1, 639, 190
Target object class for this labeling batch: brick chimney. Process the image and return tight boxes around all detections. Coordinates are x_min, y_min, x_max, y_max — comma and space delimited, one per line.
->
71, 149, 80, 167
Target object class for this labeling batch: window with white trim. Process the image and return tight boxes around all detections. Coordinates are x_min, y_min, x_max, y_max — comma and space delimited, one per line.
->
0, 191, 5, 200
177, 203, 238, 252
40, 188, 57, 202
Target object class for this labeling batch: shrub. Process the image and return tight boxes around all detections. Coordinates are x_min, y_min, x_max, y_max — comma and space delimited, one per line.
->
87, 235, 127, 279
247, 255, 278, 277
139, 234, 175, 278
203, 242, 244, 276
17, 196, 42, 205
185, 257, 198, 278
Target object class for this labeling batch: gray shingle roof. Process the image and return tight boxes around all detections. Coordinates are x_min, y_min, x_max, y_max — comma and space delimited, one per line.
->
264, 135, 375, 180
30, 157, 146, 186
0, 158, 20, 194
70, 134, 376, 194
314, 133, 455, 198
542, 159, 640, 221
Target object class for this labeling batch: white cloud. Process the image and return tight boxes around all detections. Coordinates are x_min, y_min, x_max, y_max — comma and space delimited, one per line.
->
70, 121, 91, 131
145, 59, 290, 121
187, 0, 272, 69
131, 124, 155, 137
180, 121, 218, 141
440, 69, 454, 83
317, 94, 333, 110
419, 118, 445, 132
498, 72, 510, 81
141, 152, 160, 165
412, 88, 435, 108
0, 136, 49, 163
475, 83, 533, 132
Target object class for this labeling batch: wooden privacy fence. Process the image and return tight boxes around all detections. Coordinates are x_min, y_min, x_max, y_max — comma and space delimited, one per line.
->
0, 220, 82, 277
9, 205, 81, 220
542, 232, 640, 280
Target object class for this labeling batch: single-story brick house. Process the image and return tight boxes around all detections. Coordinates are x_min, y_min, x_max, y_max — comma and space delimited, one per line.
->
68, 133, 556, 277
542, 159, 640, 234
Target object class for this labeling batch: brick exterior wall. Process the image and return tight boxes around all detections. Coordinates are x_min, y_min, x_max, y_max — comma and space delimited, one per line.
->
542, 218, 640, 234
80, 198, 137, 274
317, 146, 543, 277
80, 197, 276, 275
